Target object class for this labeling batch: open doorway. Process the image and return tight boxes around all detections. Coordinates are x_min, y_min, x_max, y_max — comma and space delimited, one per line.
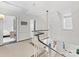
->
3, 16, 17, 44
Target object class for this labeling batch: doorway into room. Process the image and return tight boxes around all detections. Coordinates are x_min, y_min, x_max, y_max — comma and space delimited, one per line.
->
3, 16, 17, 44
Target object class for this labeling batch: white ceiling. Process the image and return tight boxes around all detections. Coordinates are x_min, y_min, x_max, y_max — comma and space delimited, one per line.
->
0, 1, 29, 16
0, 1, 79, 16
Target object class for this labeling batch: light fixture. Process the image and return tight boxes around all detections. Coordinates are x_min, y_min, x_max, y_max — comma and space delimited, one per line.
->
0, 14, 5, 20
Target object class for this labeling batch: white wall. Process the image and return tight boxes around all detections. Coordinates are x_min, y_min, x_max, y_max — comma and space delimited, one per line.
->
16, 16, 31, 41
46, 1, 79, 45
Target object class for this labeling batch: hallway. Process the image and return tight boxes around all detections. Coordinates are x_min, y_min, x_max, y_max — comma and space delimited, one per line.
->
0, 40, 34, 57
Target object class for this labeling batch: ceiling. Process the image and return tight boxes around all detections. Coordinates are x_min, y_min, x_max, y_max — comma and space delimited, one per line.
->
0, 1, 79, 16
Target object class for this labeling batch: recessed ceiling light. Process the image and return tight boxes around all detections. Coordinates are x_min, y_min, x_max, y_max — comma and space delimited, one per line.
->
0, 14, 5, 20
